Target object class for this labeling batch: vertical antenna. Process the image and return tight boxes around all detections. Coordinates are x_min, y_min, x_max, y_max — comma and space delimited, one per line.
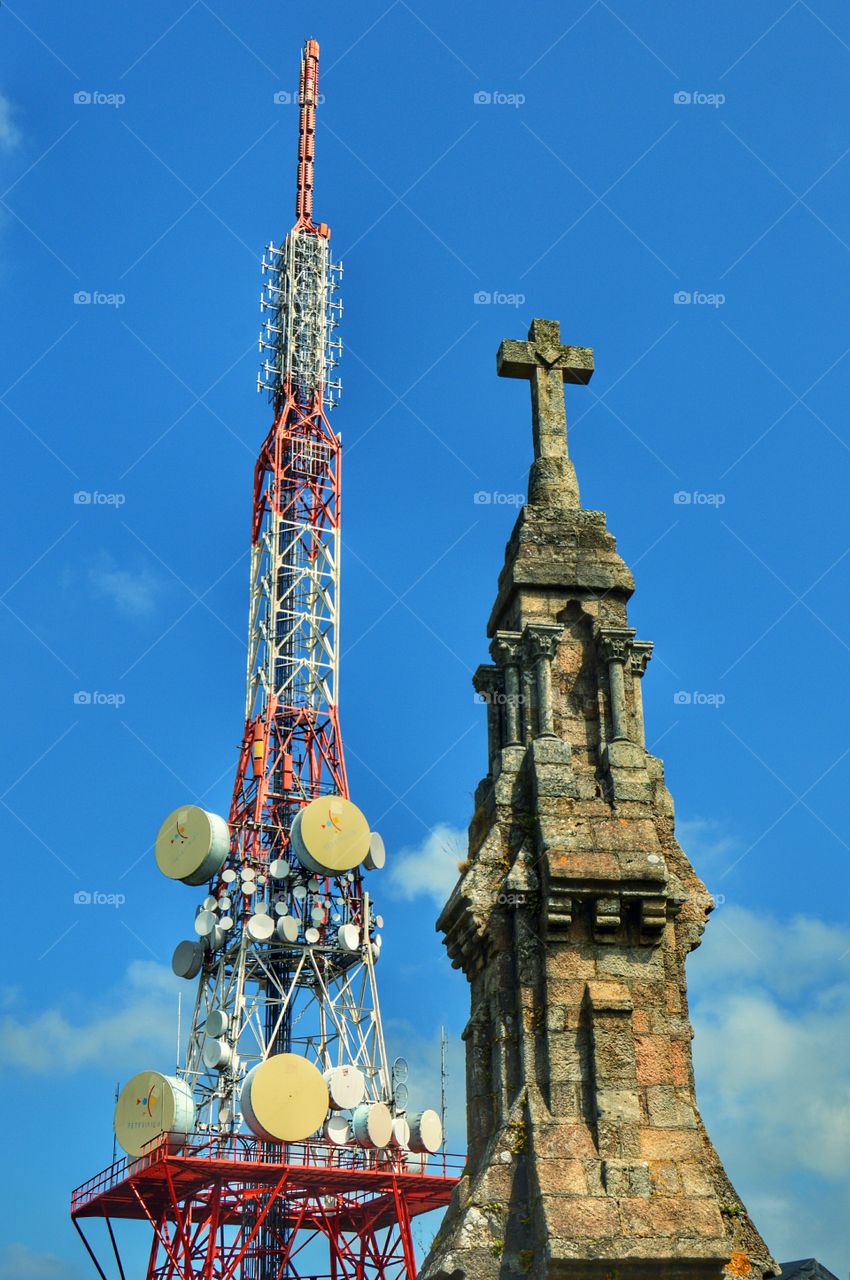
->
176, 992, 182, 1074
112, 1082, 119, 1163
440, 1025, 448, 1153
295, 38, 320, 227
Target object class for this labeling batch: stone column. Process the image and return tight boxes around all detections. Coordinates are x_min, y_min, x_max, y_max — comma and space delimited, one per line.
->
630, 641, 654, 748
489, 631, 523, 746
472, 664, 503, 774
597, 627, 636, 742
523, 623, 563, 738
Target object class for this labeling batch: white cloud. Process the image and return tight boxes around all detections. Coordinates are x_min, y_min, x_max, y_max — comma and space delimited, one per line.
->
88, 560, 160, 617
0, 960, 181, 1072
387, 823, 466, 906
0, 1243, 80, 1278
690, 904, 850, 1270
676, 816, 740, 866
0, 95, 21, 153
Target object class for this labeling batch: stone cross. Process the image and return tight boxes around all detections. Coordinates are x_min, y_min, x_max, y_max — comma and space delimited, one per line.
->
497, 317, 594, 464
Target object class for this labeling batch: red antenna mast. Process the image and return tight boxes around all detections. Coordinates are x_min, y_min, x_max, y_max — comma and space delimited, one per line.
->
70, 38, 459, 1280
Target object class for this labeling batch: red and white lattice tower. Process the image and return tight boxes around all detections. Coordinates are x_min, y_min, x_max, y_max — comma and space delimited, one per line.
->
70, 39, 458, 1280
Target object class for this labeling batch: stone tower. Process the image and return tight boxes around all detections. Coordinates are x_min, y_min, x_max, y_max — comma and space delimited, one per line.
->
422, 319, 776, 1280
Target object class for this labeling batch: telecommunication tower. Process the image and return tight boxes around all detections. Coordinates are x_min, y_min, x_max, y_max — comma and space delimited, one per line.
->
70, 39, 459, 1280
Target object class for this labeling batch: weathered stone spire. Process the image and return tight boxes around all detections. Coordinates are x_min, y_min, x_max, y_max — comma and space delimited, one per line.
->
422, 319, 776, 1280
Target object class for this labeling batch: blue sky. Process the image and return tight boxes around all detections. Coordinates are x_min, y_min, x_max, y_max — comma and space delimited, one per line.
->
1, 1, 849, 1275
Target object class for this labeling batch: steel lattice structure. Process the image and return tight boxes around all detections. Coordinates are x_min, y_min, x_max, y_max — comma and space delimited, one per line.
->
70, 39, 457, 1280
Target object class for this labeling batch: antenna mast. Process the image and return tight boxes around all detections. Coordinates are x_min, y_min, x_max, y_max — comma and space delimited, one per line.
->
71, 38, 458, 1280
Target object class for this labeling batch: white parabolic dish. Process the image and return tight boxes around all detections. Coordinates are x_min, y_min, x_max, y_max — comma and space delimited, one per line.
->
114, 1071, 195, 1157
241, 1054, 329, 1142
409, 1108, 442, 1154
155, 806, 229, 887
290, 797, 370, 875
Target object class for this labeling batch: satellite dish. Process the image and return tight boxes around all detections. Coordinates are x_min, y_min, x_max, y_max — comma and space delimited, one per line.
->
393, 1082, 409, 1110
292, 885, 307, 901
222, 868, 237, 884
194, 910, 218, 938
324, 1114, 352, 1146
241, 867, 256, 881
254, 901, 270, 915
269, 859, 290, 880
375, 915, 384, 928
310, 906, 325, 923
392, 1058, 409, 1083
247, 914, 274, 943
172, 940, 204, 980
391, 1115, 411, 1148
290, 798, 370, 875
202, 1038, 234, 1071
155, 807, 230, 887
304, 927, 320, 945
114, 1071, 195, 1157
241, 1054, 329, 1142
337, 923, 360, 953
408, 1109, 442, 1154
364, 832, 385, 872
219, 916, 234, 932
205, 1009, 229, 1038
276, 915, 299, 943
324, 1064, 366, 1111
308, 877, 320, 891
241, 880, 257, 897
202, 896, 217, 911
218, 895, 232, 911
351, 1101, 393, 1150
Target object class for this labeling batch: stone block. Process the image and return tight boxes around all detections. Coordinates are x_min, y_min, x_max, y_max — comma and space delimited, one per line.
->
639, 1127, 704, 1161
540, 1193, 621, 1240
645, 1086, 698, 1129
618, 1196, 725, 1241
635, 1035, 674, 1086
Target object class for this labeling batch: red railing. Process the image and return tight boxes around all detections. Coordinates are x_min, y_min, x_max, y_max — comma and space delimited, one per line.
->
71, 1134, 465, 1214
